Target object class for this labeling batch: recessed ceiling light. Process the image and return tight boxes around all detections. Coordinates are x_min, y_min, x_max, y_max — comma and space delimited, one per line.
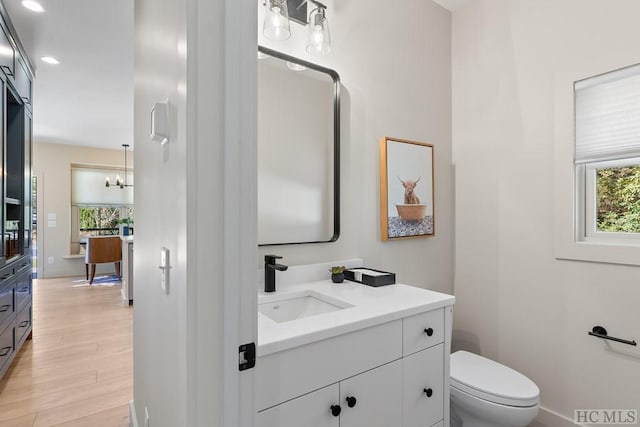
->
22, 0, 45, 12
41, 56, 59, 65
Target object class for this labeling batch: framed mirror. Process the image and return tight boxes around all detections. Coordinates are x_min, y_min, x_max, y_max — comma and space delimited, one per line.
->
258, 46, 340, 245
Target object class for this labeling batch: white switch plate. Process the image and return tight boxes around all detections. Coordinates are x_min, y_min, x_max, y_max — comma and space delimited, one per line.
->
160, 247, 170, 294
151, 100, 169, 145
48, 256, 54, 264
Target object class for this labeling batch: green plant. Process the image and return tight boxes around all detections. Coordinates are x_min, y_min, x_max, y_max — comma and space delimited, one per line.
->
329, 266, 346, 274
118, 218, 134, 227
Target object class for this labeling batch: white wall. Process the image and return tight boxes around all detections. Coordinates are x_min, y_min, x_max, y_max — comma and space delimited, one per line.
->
257, 0, 454, 294
452, 0, 640, 424
133, 0, 189, 424
33, 142, 128, 278
134, 0, 257, 425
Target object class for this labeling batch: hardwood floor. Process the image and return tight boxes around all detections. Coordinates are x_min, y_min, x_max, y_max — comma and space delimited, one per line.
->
0, 276, 133, 426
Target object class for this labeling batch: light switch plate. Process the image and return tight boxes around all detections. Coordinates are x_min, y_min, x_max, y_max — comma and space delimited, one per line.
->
160, 247, 170, 294
151, 101, 169, 145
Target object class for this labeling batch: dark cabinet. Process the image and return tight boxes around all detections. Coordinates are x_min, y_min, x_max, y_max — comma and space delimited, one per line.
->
15, 263, 30, 311
14, 56, 31, 106
0, 25, 13, 79
15, 303, 30, 344
0, 321, 13, 373
0, 271, 15, 330
0, 6, 34, 381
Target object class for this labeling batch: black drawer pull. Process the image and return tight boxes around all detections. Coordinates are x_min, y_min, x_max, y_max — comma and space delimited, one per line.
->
18, 287, 28, 293
345, 396, 357, 408
0, 304, 10, 312
18, 320, 29, 328
0, 346, 11, 357
423, 388, 433, 398
0, 274, 11, 281
330, 405, 341, 417
424, 328, 434, 337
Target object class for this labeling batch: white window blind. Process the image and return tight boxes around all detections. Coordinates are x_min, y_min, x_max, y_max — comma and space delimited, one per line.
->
575, 63, 640, 164
71, 166, 133, 206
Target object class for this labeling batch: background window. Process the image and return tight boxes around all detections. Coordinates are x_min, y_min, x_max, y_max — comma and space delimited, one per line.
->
79, 206, 120, 236
575, 63, 640, 241
70, 165, 134, 254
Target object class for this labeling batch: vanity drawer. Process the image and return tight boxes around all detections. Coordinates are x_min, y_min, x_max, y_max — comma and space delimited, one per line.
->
15, 271, 31, 311
0, 322, 14, 373
15, 304, 31, 344
0, 280, 15, 330
255, 319, 403, 411
403, 308, 444, 356
403, 343, 444, 427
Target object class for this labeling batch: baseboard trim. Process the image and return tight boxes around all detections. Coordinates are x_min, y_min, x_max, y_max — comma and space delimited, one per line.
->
534, 406, 585, 427
130, 400, 139, 427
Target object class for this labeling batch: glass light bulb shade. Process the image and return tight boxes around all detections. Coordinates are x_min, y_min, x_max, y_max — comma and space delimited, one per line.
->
306, 11, 331, 56
286, 61, 307, 71
263, 0, 291, 41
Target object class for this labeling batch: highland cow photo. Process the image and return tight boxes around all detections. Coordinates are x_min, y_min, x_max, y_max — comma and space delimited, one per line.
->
380, 137, 434, 240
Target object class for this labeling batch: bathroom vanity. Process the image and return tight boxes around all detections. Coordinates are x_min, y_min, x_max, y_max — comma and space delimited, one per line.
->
256, 279, 454, 427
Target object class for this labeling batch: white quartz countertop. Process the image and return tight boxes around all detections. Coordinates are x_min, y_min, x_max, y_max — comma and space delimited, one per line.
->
258, 280, 455, 356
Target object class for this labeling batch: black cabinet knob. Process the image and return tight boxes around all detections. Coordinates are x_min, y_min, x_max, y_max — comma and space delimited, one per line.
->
424, 328, 434, 337
330, 405, 342, 417
345, 396, 357, 408
424, 388, 433, 398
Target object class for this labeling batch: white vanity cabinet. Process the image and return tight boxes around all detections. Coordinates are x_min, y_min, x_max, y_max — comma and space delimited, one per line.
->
256, 360, 402, 427
256, 298, 453, 427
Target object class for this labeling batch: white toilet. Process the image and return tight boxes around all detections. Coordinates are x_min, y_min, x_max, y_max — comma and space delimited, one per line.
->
450, 351, 540, 427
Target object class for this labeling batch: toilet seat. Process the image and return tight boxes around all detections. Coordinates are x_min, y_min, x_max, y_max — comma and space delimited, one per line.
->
450, 351, 539, 408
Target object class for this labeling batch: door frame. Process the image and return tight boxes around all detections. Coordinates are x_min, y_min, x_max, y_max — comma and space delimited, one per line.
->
185, 0, 257, 425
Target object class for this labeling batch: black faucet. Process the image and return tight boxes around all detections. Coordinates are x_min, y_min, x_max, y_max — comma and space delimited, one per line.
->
264, 254, 288, 293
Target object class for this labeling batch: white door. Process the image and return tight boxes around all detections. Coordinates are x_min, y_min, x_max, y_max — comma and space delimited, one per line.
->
255, 384, 340, 427
403, 344, 445, 427
339, 360, 403, 427
133, 0, 257, 425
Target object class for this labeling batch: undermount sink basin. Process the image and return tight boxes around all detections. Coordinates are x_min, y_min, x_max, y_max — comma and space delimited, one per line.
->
259, 291, 352, 323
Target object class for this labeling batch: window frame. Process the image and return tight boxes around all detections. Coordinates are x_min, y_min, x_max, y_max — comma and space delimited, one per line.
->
553, 62, 640, 266
578, 157, 640, 244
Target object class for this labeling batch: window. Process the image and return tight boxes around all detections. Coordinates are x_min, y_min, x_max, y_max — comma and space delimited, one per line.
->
575, 63, 640, 243
78, 206, 121, 236
70, 165, 133, 254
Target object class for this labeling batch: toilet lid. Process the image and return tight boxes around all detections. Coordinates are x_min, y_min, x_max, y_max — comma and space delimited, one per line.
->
450, 351, 539, 407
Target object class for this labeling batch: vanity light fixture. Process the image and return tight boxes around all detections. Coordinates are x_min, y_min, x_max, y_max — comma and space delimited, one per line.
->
41, 56, 60, 65
105, 144, 133, 189
306, 0, 331, 56
22, 0, 44, 12
263, 0, 291, 41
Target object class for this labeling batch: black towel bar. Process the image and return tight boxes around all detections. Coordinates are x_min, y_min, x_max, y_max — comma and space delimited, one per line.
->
588, 326, 637, 347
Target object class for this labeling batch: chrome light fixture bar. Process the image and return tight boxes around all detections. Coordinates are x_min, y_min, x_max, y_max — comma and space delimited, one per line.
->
105, 144, 133, 189
262, 0, 332, 57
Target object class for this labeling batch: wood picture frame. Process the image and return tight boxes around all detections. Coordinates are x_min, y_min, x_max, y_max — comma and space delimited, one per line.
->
380, 137, 435, 240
